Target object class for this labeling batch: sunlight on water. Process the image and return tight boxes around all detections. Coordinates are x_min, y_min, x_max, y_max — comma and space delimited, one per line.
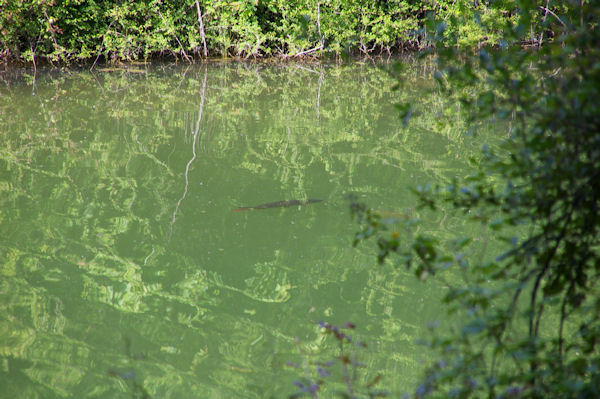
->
0, 61, 483, 398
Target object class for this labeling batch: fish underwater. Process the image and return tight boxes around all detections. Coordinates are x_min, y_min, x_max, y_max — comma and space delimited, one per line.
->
232, 199, 324, 212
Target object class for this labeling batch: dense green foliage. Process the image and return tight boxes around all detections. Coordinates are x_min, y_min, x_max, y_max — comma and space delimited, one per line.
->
349, 0, 600, 398
0, 0, 555, 64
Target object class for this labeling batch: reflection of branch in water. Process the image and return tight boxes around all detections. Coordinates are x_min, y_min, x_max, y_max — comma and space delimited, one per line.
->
316, 70, 324, 119
174, 65, 191, 92
294, 64, 319, 74
169, 67, 208, 238
291, 64, 324, 119
282, 125, 290, 155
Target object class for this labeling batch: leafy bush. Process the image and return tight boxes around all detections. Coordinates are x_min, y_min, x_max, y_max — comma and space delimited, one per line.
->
0, 0, 540, 63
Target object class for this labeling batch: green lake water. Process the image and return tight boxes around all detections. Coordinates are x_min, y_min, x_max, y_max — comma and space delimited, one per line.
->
0, 61, 484, 398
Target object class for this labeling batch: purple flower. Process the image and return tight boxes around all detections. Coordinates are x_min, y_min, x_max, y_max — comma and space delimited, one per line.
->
294, 380, 320, 393
317, 367, 330, 377
293, 381, 309, 392
505, 386, 523, 397
416, 383, 431, 398
317, 320, 330, 329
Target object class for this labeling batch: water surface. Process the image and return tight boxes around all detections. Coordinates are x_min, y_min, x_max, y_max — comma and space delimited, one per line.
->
0, 61, 481, 398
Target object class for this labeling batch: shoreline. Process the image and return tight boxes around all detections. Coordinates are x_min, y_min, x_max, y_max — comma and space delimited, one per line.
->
1, 51, 430, 73
1, 48, 428, 71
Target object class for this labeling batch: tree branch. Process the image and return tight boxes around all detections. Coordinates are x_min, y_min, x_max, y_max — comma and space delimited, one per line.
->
195, 0, 208, 57
538, 6, 567, 28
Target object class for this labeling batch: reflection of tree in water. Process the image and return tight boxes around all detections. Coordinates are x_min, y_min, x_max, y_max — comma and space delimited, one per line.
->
0, 62, 487, 398
169, 66, 208, 239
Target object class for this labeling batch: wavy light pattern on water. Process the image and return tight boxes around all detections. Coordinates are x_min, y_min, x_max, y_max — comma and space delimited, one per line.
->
0, 61, 484, 398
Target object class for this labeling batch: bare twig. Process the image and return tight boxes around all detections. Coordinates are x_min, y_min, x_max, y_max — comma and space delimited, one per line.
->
195, 0, 208, 57
30, 43, 37, 77
91, 21, 115, 71
291, 44, 323, 58
539, 0, 550, 47
158, 11, 192, 62
43, 9, 59, 50
538, 6, 567, 28
174, 34, 192, 62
